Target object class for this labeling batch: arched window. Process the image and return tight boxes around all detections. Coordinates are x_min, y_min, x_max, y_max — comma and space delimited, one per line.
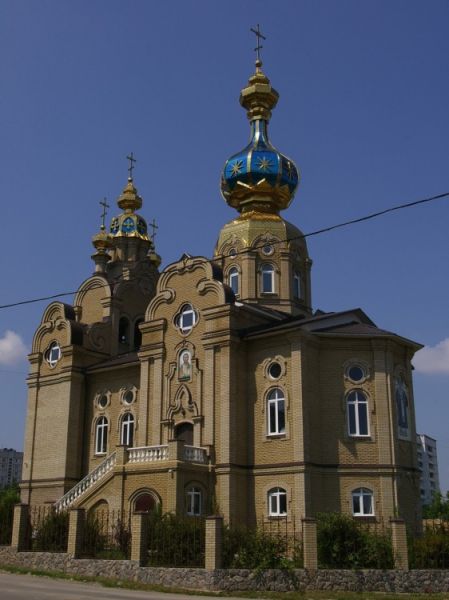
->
261, 264, 275, 293
267, 388, 286, 436
395, 376, 409, 439
268, 487, 287, 516
120, 413, 135, 447
134, 492, 157, 513
293, 272, 301, 299
186, 486, 202, 516
134, 318, 143, 350
347, 390, 369, 437
176, 304, 197, 334
95, 416, 108, 455
118, 317, 130, 346
352, 487, 374, 516
228, 267, 239, 295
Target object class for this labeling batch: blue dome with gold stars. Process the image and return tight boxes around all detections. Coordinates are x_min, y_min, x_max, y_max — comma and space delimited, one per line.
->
221, 61, 300, 214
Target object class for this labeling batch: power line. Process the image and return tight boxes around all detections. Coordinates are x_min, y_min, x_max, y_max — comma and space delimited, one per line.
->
0, 190, 448, 311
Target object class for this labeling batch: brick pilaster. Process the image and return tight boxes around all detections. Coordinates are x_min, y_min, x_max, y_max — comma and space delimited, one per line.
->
391, 518, 409, 570
302, 517, 318, 570
67, 508, 85, 557
11, 504, 29, 551
205, 515, 223, 570
131, 512, 148, 565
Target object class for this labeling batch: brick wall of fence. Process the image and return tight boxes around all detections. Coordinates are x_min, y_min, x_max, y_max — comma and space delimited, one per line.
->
3, 504, 449, 592
2, 546, 449, 593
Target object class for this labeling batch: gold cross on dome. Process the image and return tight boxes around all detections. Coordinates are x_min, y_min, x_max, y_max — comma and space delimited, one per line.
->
126, 152, 137, 180
99, 197, 110, 230
250, 24, 266, 63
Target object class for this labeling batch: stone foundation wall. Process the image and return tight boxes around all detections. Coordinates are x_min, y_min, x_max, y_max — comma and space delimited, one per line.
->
1, 546, 448, 593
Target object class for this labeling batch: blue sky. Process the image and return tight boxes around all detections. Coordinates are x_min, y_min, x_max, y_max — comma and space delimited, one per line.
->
1, 0, 449, 490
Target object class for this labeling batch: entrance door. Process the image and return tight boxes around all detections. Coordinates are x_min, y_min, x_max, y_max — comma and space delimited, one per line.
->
174, 422, 194, 446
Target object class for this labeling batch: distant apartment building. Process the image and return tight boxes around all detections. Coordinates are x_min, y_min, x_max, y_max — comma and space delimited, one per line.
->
0, 448, 23, 488
417, 434, 440, 505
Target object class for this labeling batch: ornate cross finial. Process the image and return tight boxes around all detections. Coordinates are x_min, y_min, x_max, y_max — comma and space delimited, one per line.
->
150, 218, 159, 241
250, 24, 266, 65
99, 197, 110, 230
126, 152, 137, 180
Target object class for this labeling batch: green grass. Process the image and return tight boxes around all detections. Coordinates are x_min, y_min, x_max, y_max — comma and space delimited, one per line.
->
1, 563, 449, 599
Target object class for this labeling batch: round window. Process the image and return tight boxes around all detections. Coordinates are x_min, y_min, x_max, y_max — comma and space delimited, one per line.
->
98, 394, 108, 409
228, 248, 237, 258
348, 365, 365, 382
123, 390, 135, 405
262, 244, 274, 256
268, 362, 282, 379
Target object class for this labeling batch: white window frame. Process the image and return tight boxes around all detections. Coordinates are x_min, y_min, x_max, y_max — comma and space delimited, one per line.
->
46, 342, 61, 368
293, 272, 301, 299
268, 487, 287, 516
352, 487, 374, 517
261, 263, 275, 294
347, 390, 370, 437
177, 304, 197, 334
95, 416, 108, 455
186, 486, 202, 516
120, 413, 135, 447
228, 267, 239, 295
267, 388, 286, 436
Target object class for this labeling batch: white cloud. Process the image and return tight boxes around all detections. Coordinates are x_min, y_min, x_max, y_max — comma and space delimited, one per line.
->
0, 330, 28, 366
413, 338, 449, 374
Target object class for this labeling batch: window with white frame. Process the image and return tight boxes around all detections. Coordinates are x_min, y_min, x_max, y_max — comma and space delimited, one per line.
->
45, 342, 61, 368
95, 416, 108, 454
293, 272, 301, 298
261, 264, 275, 293
175, 304, 197, 334
120, 413, 135, 446
347, 390, 369, 437
186, 486, 202, 516
267, 388, 286, 435
268, 487, 287, 516
352, 487, 374, 516
228, 267, 239, 295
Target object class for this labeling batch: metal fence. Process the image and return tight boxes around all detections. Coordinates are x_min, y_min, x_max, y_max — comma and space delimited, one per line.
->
223, 517, 303, 569
316, 514, 393, 569
145, 512, 205, 567
409, 519, 449, 569
81, 509, 131, 559
25, 505, 69, 552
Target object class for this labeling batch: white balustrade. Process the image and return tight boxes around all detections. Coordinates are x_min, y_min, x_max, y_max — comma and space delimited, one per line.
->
55, 451, 117, 511
183, 445, 208, 464
127, 445, 168, 463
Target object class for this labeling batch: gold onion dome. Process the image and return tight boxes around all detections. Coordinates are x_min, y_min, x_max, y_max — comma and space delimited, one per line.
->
221, 60, 300, 214
92, 227, 113, 251
110, 178, 150, 241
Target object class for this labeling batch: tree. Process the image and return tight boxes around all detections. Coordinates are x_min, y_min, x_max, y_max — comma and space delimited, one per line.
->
422, 492, 449, 520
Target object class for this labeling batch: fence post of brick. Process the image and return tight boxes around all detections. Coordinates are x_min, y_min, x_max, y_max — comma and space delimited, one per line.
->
131, 512, 147, 565
11, 504, 29, 551
67, 508, 85, 558
390, 518, 409, 570
205, 515, 223, 570
302, 517, 318, 570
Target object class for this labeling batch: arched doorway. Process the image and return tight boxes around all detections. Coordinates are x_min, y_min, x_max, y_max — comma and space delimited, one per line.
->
174, 422, 194, 446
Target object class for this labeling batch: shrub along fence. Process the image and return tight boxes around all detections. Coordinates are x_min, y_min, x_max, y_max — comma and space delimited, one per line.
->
10, 505, 413, 570
0, 485, 19, 546
409, 519, 449, 569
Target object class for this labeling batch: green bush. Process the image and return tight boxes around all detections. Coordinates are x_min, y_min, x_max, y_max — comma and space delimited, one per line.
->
146, 510, 205, 567
316, 512, 393, 569
223, 524, 302, 569
0, 484, 19, 545
409, 525, 449, 568
33, 510, 69, 552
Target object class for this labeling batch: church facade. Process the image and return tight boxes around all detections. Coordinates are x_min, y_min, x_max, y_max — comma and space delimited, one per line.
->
21, 59, 422, 529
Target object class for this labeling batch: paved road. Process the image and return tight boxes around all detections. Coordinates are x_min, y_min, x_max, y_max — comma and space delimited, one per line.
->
0, 572, 249, 600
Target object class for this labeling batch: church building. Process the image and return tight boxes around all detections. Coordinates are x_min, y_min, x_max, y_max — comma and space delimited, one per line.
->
20, 55, 422, 529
